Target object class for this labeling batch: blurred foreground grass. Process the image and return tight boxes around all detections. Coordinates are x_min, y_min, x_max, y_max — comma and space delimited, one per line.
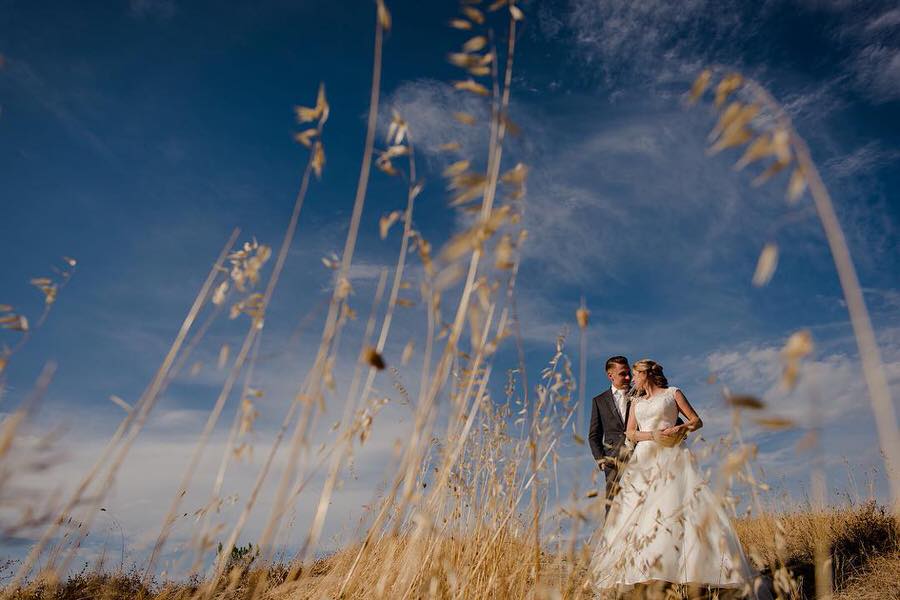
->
5, 501, 896, 600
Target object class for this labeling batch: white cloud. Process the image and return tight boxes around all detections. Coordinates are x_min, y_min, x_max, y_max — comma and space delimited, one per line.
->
6, 397, 415, 572
704, 332, 900, 478
154, 408, 210, 429
381, 79, 491, 169
2, 286, 433, 569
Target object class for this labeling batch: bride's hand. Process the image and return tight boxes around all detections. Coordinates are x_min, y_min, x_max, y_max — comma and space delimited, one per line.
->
661, 425, 684, 437
651, 430, 683, 448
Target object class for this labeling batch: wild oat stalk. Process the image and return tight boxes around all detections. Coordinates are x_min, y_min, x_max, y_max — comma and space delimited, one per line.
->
689, 69, 900, 517
6, 229, 239, 594
18, 6, 898, 600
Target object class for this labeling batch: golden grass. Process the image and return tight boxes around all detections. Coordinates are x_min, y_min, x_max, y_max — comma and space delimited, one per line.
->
5, 502, 896, 599
735, 501, 899, 598
2, 3, 898, 600
832, 551, 900, 600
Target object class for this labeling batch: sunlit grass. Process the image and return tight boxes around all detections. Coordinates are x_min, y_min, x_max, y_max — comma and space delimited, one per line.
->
0, 2, 896, 600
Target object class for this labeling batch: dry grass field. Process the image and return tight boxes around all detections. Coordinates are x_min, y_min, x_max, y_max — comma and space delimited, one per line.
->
5, 502, 897, 599
1, 2, 898, 600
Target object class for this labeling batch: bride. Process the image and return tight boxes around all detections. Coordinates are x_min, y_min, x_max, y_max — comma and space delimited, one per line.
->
590, 359, 766, 598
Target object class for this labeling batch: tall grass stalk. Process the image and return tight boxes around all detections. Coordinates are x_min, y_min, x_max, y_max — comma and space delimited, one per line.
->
254, 3, 388, 566
706, 75, 900, 515
7, 6, 900, 600
6, 228, 239, 594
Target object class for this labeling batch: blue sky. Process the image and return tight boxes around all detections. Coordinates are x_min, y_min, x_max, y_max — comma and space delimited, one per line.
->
1, 0, 899, 573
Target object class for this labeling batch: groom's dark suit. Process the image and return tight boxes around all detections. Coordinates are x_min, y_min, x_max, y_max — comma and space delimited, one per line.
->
588, 389, 631, 512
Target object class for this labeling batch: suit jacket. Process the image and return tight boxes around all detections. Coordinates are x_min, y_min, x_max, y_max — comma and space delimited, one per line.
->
588, 389, 629, 464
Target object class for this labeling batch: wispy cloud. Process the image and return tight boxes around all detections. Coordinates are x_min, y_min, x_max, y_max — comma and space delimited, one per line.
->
381, 79, 491, 167
705, 327, 900, 446
811, 3, 900, 103
848, 43, 900, 103
11, 381, 416, 569
384, 77, 796, 287
864, 8, 900, 31
562, 0, 760, 88
824, 141, 900, 178
3, 58, 114, 160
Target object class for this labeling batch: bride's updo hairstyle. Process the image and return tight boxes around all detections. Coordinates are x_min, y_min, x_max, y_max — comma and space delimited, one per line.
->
632, 359, 668, 393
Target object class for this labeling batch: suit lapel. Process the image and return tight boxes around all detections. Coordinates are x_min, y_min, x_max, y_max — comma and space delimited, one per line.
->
605, 390, 625, 428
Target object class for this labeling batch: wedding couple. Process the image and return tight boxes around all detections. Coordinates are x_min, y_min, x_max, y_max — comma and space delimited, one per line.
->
588, 356, 768, 598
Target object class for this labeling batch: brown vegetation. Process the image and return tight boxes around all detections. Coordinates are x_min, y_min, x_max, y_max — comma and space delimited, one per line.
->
1, 3, 897, 600
4, 502, 897, 599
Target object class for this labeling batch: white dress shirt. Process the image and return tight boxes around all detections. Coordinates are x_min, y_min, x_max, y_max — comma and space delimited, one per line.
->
611, 385, 629, 422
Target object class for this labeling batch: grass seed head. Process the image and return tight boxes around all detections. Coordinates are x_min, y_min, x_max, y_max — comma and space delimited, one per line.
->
380, 211, 402, 239
0, 314, 28, 332
575, 305, 590, 330
294, 129, 318, 148
752, 243, 779, 287
462, 36, 487, 53
453, 79, 490, 96
335, 277, 352, 300
714, 73, 744, 107
449, 18, 472, 30
461, 6, 485, 24
443, 160, 471, 178
726, 395, 765, 410
688, 69, 712, 104
109, 394, 132, 412
386, 110, 408, 145
217, 344, 230, 370
494, 234, 514, 269
401, 340, 415, 366
312, 141, 326, 179
212, 280, 229, 305
781, 329, 813, 389
453, 112, 477, 126
787, 166, 807, 202
376, 0, 391, 30
753, 416, 795, 430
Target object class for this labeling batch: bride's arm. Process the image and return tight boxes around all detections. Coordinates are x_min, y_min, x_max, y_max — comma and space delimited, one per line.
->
667, 389, 703, 435
625, 402, 654, 443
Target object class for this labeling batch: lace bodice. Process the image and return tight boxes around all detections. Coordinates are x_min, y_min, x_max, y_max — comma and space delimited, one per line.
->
633, 386, 679, 431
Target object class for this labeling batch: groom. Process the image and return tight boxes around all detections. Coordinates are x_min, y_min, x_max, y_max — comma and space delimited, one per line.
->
588, 356, 633, 513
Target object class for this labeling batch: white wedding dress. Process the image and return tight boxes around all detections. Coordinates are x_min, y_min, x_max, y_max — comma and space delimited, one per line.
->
590, 387, 762, 597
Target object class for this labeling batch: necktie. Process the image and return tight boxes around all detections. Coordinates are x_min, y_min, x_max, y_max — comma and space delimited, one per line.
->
614, 390, 624, 419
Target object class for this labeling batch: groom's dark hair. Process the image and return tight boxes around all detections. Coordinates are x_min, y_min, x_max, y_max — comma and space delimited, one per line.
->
605, 356, 629, 371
